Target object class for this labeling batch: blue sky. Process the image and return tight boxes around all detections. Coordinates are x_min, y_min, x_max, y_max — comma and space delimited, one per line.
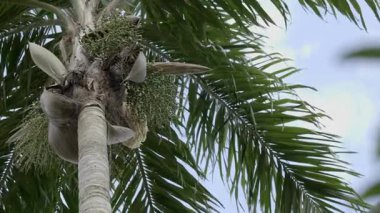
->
204, 2, 380, 212
282, 2, 380, 203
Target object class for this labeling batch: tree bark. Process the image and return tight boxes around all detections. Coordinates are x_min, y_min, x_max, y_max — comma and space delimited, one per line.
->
78, 101, 111, 213
70, 1, 113, 211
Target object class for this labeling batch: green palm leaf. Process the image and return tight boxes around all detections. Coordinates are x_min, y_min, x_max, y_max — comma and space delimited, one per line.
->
139, 6, 369, 212
111, 129, 221, 212
344, 47, 380, 59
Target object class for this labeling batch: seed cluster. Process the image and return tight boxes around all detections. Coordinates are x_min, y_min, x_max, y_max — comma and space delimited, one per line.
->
81, 16, 142, 59
125, 74, 177, 130
82, 15, 178, 130
11, 105, 61, 174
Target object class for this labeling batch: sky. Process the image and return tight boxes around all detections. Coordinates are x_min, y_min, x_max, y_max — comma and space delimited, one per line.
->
203, 2, 380, 212
280, 2, 380, 204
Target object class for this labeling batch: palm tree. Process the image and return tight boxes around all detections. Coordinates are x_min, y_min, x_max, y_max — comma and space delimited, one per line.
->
1, 0, 379, 212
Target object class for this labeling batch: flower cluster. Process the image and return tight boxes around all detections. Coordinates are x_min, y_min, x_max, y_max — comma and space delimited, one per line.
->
125, 74, 177, 130
81, 15, 142, 59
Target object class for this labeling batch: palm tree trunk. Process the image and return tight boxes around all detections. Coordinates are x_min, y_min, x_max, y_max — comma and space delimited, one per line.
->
78, 101, 111, 213
69, 1, 112, 212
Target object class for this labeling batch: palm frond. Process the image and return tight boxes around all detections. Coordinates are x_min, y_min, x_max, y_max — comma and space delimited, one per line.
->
0, 107, 78, 212
363, 181, 380, 199
140, 7, 369, 212
0, 156, 78, 212
185, 69, 366, 212
111, 128, 221, 212
344, 47, 380, 59
0, 5, 67, 210
136, 0, 380, 31
0, 4, 62, 144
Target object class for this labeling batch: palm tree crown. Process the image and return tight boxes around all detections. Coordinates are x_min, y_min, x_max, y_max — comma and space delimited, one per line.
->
1, 0, 379, 212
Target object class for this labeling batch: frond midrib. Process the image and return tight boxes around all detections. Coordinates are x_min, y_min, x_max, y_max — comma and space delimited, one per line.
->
136, 149, 157, 212
191, 76, 346, 212
0, 150, 14, 196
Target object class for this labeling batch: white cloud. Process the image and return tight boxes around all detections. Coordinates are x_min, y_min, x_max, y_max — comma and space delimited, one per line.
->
297, 81, 375, 140
300, 43, 320, 59
252, 2, 297, 60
